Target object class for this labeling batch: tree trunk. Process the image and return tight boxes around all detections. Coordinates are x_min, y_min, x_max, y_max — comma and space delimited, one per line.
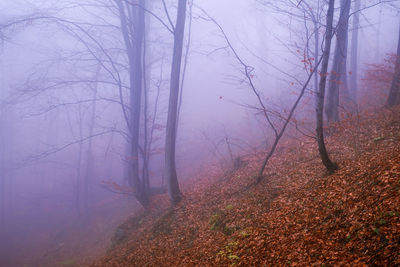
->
387, 22, 400, 107
316, 0, 338, 173
116, 0, 148, 207
325, 0, 351, 122
142, 27, 150, 200
349, 0, 360, 104
176, 0, 193, 132
75, 121, 83, 215
0, 130, 5, 228
83, 80, 98, 216
0, 55, 4, 230
141, 0, 154, 198
375, 5, 383, 61
314, 20, 320, 107
75, 104, 85, 216
130, 0, 147, 206
165, 0, 187, 205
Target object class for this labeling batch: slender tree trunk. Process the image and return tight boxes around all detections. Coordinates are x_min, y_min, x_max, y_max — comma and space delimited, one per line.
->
325, 0, 351, 122
0, 44, 4, 231
76, 115, 84, 216
116, 1, 131, 188
142, 0, 156, 196
0, 54, 8, 230
225, 137, 235, 169
314, 20, 320, 107
148, 67, 163, 189
142, 42, 150, 196
376, 5, 383, 61
316, 0, 338, 173
387, 22, 400, 107
0, 127, 5, 228
83, 82, 98, 216
349, 0, 360, 104
165, 0, 187, 205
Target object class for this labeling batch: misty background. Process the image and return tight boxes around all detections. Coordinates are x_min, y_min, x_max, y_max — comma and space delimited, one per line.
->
0, 0, 399, 266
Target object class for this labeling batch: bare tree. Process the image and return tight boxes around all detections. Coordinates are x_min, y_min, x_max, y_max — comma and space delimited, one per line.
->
1, 1, 172, 208
259, 0, 325, 106
164, 0, 188, 205
316, 0, 338, 173
197, 5, 325, 183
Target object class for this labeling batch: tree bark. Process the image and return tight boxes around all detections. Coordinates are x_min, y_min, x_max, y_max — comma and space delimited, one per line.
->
165, 0, 187, 205
349, 0, 360, 104
325, 0, 351, 122
316, 0, 338, 173
387, 22, 400, 107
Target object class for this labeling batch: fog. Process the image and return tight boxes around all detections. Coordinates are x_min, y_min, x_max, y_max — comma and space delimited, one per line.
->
0, 0, 399, 266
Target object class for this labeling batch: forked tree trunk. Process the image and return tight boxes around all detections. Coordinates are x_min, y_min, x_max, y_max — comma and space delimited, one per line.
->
325, 0, 351, 122
165, 0, 187, 205
316, 0, 338, 173
387, 22, 400, 107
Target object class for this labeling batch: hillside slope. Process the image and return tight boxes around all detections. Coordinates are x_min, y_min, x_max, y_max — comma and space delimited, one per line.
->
93, 108, 400, 266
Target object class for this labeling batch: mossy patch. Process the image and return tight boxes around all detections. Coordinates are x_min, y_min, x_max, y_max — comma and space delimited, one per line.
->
209, 210, 236, 235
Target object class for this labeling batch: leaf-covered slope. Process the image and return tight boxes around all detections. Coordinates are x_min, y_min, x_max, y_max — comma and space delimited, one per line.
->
93, 108, 400, 266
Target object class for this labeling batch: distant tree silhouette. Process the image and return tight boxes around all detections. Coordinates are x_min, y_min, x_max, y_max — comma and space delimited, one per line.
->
387, 22, 400, 107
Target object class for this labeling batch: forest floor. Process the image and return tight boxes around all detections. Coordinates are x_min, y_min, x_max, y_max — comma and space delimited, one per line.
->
0, 196, 136, 267
92, 107, 400, 266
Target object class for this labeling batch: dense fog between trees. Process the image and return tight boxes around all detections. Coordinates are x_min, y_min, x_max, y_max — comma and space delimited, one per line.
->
0, 0, 399, 265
